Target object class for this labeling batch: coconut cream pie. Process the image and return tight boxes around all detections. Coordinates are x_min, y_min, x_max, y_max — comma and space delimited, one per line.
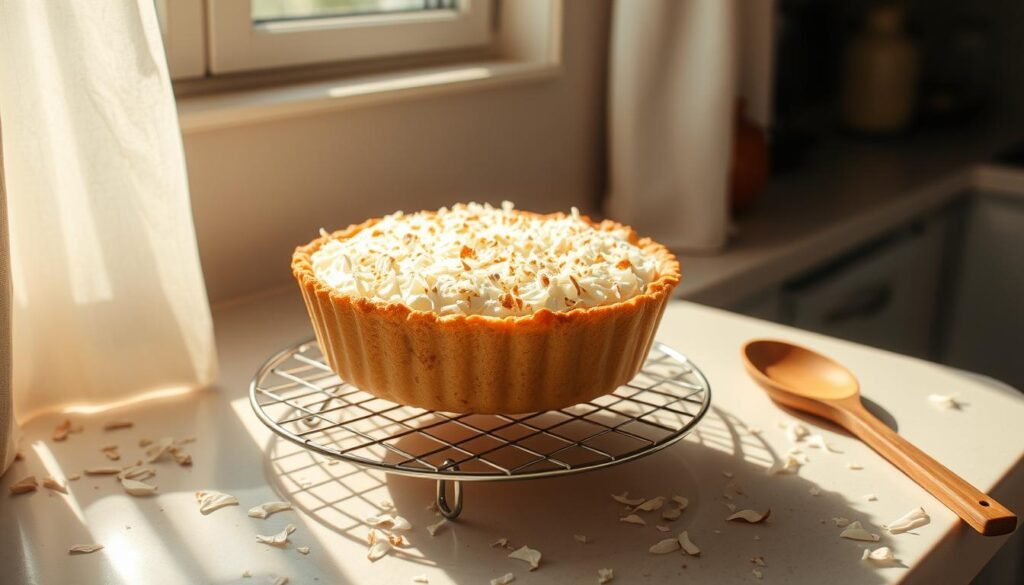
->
292, 202, 680, 413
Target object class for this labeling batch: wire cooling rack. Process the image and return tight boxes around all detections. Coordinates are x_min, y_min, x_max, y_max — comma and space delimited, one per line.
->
250, 339, 711, 518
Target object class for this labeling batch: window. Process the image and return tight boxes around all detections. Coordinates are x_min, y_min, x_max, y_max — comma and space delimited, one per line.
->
160, 0, 494, 79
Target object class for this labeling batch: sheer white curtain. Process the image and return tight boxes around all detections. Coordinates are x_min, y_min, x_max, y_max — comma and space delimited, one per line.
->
0, 1, 217, 474
606, 0, 737, 252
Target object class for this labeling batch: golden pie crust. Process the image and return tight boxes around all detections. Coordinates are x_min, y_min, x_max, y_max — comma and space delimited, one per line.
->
291, 212, 680, 414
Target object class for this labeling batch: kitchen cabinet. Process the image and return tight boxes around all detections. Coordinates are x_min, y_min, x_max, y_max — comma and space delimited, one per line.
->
943, 191, 1024, 390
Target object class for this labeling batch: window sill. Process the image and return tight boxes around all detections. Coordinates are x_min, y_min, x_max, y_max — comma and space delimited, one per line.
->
176, 59, 559, 134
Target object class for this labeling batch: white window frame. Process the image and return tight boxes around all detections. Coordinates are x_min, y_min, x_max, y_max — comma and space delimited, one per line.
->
205, 0, 494, 74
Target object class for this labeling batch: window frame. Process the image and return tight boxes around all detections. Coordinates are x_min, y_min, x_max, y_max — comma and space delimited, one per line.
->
156, 0, 207, 80
203, 0, 494, 75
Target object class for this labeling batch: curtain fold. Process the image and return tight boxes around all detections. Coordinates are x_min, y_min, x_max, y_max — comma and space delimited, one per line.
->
606, 0, 736, 252
0, 0, 217, 474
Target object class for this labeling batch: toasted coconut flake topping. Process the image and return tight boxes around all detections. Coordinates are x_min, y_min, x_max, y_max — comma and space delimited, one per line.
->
597, 568, 614, 584
10, 475, 38, 495
620, 514, 646, 526
490, 572, 515, 585
508, 545, 541, 570
728, 509, 771, 524
195, 490, 239, 515
311, 202, 660, 317
677, 531, 701, 556
840, 521, 880, 542
649, 538, 681, 554
69, 544, 104, 555
885, 507, 929, 534
249, 501, 293, 519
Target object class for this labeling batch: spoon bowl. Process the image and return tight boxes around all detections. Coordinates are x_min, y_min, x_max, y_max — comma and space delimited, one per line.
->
742, 338, 1017, 537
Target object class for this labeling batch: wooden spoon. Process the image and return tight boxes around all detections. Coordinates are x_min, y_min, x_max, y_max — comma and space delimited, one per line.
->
742, 338, 1017, 536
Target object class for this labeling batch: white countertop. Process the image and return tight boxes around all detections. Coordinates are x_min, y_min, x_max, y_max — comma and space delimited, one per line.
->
3, 289, 1021, 585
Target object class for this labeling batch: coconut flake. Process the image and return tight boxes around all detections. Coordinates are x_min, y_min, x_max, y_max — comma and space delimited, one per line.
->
753, 568, 764, 580
242, 570, 251, 578
121, 478, 158, 496
864, 494, 878, 502
862, 546, 895, 562
67, 473, 81, 481
751, 555, 767, 567
846, 462, 863, 470
248, 501, 293, 519
767, 454, 802, 475
508, 545, 541, 570
426, 518, 447, 536
256, 524, 296, 547
632, 496, 665, 512
101, 446, 121, 461
677, 531, 701, 556
784, 422, 809, 443
662, 506, 683, 520
117, 465, 156, 482
728, 509, 771, 524
365, 513, 410, 530
655, 525, 671, 532
573, 534, 589, 544
597, 568, 614, 584
69, 544, 104, 555
725, 503, 737, 512
103, 421, 133, 431
928, 394, 961, 410
297, 546, 310, 555
809, 487, 821, 496
42, 477, 67, 494
840, 521, 880, 542
10, 475, 38, 495
84, 467, 121, 476
671, 495, 689, 509
884, 507, 929, 534
619, 514, 646, 526
145, 438, 175, 463
611, 492, 645, 506
806, 434, 840, 453
272, 578, 289, 585
411, 576, 429, 584
492, 537, 511, 548
649, 538, 681, 554
832, 517, 851, 527
490, 573, 515, 585
721, 471, 734, 478
196, 490, 239, 515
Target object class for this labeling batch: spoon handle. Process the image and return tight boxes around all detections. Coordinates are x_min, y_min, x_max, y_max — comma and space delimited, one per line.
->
840, 402, 1017, 536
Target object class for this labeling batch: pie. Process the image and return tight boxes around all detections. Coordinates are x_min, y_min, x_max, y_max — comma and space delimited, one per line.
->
291, 202, 680, 413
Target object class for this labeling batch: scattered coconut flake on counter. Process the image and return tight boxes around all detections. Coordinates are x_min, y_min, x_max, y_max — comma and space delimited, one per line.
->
864, 494, 878, 502
620, 514, 646, 526
412, 576, 429, 583
378, 499, 394, 510
840, 521, 880, 542
296, 546, 310, 555
728, 509, 771, 524
42, 477, 67, 494
809, 487, 821, 496
725, 503, 737, 512
249, 501, 293, 519
490, 572, 515, 585
508, 545, 541, 571
832, 517, 851, 528
748, 427, 763, 435
656, 525, 671, 533
101, 445, 121, 461
272, 577, 289, 585
121, 478, 158, 497
671, 495, 689, 509
611, 492, 645, 506
67, 473, 81, 481
721, 471, 734, 478
649, 538, 681, 554
196, 490, 239, 515
145, 438, 175, 463
257, 524, 296, 548
103, 421, 133, 431
678, 531, 701, 556
367, 529, 391, 561
767, 453, 802, 475
10, 475, 38, 495
365, 514, 412, 531
598, 568, 614, 584
847, 463, 863, 470
753, 568, 764, 579
426, 518, 447, 536
783, 421, 809, 443
885, 507, 930, 534
118, 465, 156, 482
662, 506, 683, 520
928, 394, 961, 410
573, 534, 589, 544
751, 555, 767, 567
862, 546, 895, 562
806, 434, 841, 453
242, 570, 251, 578
69, 544, 104, 555
633, 496, 665, 512
84, 466, 121, 476
492, 537, 511, 548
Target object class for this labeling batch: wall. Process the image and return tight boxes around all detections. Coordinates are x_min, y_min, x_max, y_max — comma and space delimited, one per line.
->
182, 0, 612, 305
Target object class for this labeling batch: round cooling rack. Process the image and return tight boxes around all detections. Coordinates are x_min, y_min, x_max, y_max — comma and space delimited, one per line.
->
250, 339, 712, 519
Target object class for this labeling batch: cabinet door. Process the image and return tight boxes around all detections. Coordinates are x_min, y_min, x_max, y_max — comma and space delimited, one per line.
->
944, 194, 1024, 389
783, 218, 947, 359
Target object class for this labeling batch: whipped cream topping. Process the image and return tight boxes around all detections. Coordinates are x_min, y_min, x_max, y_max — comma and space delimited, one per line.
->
310, 202, 659, 317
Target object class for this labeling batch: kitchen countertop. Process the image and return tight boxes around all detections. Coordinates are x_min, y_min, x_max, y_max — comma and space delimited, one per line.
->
2, 289, 1021, 584
674, 121, 1024, 308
